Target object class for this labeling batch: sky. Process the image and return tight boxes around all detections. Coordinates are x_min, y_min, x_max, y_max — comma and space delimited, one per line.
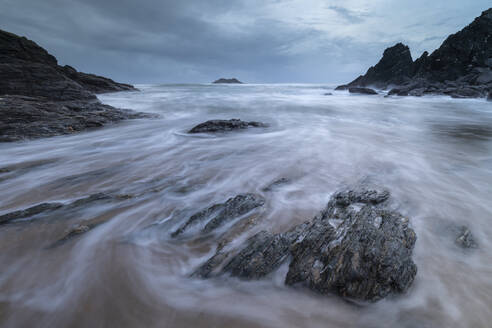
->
0, 0, 490, 84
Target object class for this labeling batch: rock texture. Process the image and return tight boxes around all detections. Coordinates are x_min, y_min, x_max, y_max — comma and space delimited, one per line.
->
337, 8, 492, 99
0, 29, 144, 142
171, 193, 265, 237
213, 78, 243, 84
195, 188, 417, 302
188, 119, 268, 133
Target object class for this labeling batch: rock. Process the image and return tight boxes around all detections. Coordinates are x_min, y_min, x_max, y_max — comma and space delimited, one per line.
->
171, 193, 265, 237
0, 95, 151, 142
324, 92, 333, 96
348, 87, 378, 95
487, 91, 492, 101
261, 178, 290, 192
0, 29, 145, 141
195, 187, 417, 302
0, 202, 63, 225
188, 119, 268, 134
336, 8, 492, 99
388, 88, 409, 96
455, 226, 478, 248
212, 78, 243, 84
0, 29, 136, 100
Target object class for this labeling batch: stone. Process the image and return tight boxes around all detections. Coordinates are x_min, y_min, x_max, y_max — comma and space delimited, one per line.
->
171, 193, 265, 237
455, 226, 478, 248
195, 187, 417, 302
188, 119, 268, 134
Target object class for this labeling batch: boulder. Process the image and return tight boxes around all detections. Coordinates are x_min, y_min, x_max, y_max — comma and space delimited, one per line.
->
348, 87, 378, 95
195, 187, 417, 302
455, 226, 478, 249
188, 119, 268, 133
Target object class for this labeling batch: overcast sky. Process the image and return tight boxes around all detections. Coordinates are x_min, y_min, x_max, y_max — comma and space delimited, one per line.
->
1, 0, 490, 84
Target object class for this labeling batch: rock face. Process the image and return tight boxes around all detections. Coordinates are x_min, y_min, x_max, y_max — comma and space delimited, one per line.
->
348, 87, 378, 95
171, 193, 265, 237
195, 188, 417, 302
188, 119, 268, 133
337, 8, 492, 99
0, 29, 143, 141
212, 78, 243, 84
0, 95, 151, 142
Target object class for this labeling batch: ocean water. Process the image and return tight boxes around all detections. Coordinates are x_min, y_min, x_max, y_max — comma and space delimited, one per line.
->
0, 84, 491, 327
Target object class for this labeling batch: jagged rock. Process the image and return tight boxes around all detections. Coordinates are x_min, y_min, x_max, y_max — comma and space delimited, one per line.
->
195, 188, 417, 302
171, 193, 265, 237
348, 87, 378, 95
212, 78, 243, 84
455, 226, 478, 249
336, 8, 492, 99
0, 29, 145, 141
0, 95, 151, 142
188, 119, 268, 134
388, 88, 409, 96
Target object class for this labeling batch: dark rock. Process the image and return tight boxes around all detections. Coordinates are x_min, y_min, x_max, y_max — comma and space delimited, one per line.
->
323, 92, 333, 96
487, 91, 492, 101
455, 226, 478, 248
61, 65, 137, 94
171, 193, 265, 237
348, 87, 378, 95
213, 78, 243, 84
188, 119, 268, 134
388, 88, 409, 96
261, 178, 291, 192
336, 8, 492, 99
195, 187, 417, 302
0, 95, 151, 142
0, 202, 63, 225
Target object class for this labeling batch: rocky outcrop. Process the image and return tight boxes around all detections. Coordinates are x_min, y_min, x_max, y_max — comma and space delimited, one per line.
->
348, 87, 378, 95
0, 29, 143, 141
194, 188, 417, 302
337, 8, 492, 99
188, 119, 268, 133
0, 95, 151, 142
212, 78, 243, 84
171, 193, 265, 237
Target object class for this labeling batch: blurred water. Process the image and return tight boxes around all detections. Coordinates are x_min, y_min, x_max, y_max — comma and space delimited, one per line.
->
0, 84, 491, 328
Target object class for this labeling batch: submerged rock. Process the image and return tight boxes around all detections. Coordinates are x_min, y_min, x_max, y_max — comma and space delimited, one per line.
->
455, 226, 478, 249
348, 87, 378, 95
171, 193, 265, 237
261, 178, 291, 192
188, 119, 268, 134
0, 202, 63, 225
213, 78, 243, 84
195, 188, 417, 302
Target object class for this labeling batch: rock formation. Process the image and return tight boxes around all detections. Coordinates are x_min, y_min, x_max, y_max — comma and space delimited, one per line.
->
337, 8, 492, 99
0, 29, 145, 142
348, 87, 378, 95
194, 188, 417, 302
188, 119, 268, 133
212, 78, 243, 84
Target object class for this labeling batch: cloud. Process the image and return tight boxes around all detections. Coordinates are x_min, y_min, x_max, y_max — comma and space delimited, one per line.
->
0, 0, 490, 83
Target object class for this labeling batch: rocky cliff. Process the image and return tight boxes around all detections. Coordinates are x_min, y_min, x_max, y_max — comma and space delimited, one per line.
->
337, 8, 492, 98
0, 29, 147, 142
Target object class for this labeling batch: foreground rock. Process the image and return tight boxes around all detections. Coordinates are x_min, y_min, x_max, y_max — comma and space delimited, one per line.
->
188, 119, 268, 133
0, 29, 144, 141
195, 188, 417, 302
171, 193, 265, 237
455, 226, 478, 249
348, 87, 378, 95
213, 78, 243, 84
0, 95, 150, 142
337, 8, 492, 99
